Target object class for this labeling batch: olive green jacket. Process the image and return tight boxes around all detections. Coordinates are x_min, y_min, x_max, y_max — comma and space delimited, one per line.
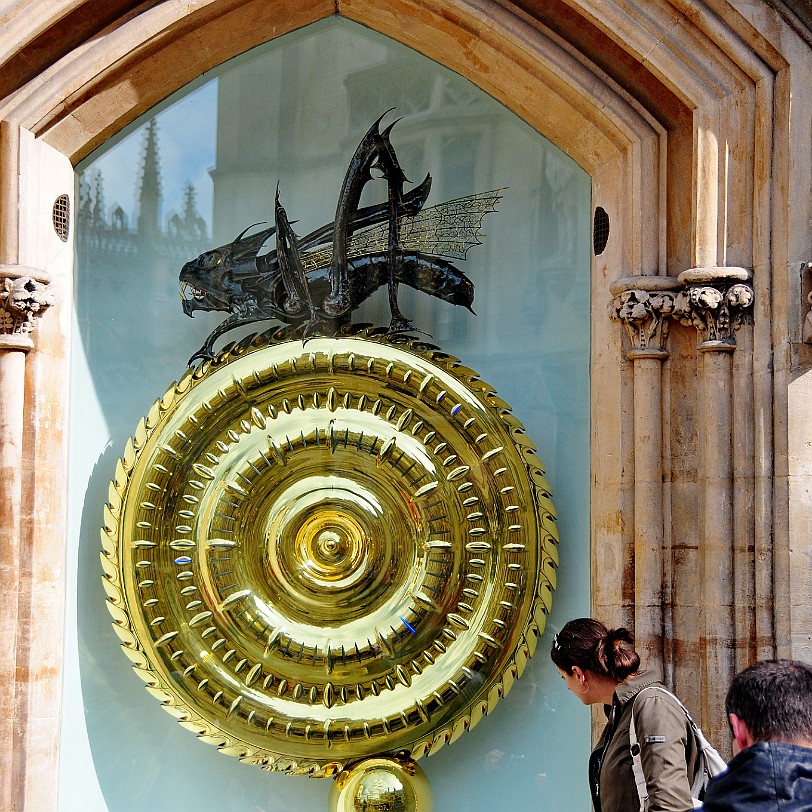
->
588, 671, 699, 812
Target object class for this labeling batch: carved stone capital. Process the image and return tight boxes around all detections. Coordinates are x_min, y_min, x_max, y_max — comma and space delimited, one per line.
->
608, 277, 680, 357
675, 267, 753, 348
801, 262, 812, 344
0, 266, 54, 347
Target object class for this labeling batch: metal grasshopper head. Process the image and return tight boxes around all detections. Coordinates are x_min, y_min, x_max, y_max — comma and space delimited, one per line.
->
179, 224, 275, 315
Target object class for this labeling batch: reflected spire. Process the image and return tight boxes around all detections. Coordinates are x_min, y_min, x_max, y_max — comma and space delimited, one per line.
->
183, 182, 197, 225
93, 169, 105, 225
137, 119, 162, 237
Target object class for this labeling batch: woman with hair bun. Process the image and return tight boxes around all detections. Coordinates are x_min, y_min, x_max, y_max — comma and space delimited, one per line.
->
551, 618, 699, 812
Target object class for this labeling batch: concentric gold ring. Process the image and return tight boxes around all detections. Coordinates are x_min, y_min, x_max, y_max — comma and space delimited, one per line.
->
101, 327, 559, 776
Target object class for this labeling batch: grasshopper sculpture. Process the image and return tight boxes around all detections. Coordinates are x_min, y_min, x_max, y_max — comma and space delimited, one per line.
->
179, 113, 501, 363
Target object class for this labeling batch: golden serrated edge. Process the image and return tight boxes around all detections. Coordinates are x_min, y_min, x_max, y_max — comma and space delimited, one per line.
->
101, 328, 560, 775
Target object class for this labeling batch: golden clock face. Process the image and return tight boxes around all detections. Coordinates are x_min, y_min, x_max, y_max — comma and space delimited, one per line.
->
101, 328, 558, 776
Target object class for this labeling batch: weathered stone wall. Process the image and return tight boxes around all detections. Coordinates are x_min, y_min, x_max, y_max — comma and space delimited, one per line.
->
0, 1, 810, 808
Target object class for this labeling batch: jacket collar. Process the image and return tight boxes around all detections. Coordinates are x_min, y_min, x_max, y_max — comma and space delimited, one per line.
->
613, 670, 662, 706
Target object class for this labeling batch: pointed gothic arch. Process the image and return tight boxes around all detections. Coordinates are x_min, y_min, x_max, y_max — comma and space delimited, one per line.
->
0, 2, 810, 810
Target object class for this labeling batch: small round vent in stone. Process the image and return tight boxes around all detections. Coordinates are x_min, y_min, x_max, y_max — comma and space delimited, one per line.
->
593, 206, 609, 255
52, 194, 70, 242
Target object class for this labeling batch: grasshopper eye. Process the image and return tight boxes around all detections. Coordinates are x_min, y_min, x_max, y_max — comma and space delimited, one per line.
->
199, 251, 222, 269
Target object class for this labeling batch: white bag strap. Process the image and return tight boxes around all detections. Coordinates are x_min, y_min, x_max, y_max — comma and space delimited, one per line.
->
629, 702, 648, 812
629, 686, 726, 812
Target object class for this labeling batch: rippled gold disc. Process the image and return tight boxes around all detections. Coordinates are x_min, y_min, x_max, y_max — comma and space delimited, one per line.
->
101, 327, 559, 776
328, 758, 432, 812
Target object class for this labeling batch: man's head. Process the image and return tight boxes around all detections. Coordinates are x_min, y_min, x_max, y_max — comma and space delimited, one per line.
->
726, 659, 812, 755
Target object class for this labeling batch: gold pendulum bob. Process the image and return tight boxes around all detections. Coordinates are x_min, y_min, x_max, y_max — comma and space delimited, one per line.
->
328, 757, 432, 812
100, 326, 559, 785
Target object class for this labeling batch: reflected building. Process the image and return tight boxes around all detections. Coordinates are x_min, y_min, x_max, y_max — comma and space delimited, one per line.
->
77, 120, 209, 278
210, 27, 586, 369
2, 4, 811, 812
75, 120, 210, 365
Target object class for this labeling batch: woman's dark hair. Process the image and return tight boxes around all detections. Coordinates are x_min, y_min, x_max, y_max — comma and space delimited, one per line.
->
550, 618, 640, 681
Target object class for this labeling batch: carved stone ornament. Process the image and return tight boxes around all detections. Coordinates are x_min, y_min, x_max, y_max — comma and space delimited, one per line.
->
608, 288, 675, 354
673, 282, 754, 347
801, 262, 812, 344
0, 274, 54, 336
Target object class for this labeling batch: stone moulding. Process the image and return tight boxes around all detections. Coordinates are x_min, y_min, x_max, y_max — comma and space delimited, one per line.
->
801, 262, 812, 343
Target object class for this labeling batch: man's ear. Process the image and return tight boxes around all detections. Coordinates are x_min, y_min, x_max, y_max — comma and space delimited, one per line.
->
729, 713, 753, 754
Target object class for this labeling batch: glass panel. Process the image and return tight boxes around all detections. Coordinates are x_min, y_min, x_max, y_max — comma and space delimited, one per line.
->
63, 17, 591, 812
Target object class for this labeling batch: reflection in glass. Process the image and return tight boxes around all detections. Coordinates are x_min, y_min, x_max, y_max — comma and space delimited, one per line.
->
65, 16, 591, 812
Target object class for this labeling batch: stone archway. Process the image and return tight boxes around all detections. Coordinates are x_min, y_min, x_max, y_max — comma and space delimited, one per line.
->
1, 2, 809, 810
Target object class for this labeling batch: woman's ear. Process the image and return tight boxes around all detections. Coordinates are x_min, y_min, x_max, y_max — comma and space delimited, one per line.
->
571, 666, 584, 681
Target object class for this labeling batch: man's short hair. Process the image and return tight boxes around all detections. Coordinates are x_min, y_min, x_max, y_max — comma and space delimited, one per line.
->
725, 659, 812, 743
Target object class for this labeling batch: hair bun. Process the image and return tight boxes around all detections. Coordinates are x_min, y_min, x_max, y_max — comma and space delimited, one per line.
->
608, 626, 634, 646
606, 627, 640, 680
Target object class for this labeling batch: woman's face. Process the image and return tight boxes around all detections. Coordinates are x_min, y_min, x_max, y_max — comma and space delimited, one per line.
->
557, 666, 591, 705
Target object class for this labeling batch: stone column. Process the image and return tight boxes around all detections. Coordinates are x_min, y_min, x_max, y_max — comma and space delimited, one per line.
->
609, 277, 680, 676
0, 266, 54, 812
673, 267, 753, 737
